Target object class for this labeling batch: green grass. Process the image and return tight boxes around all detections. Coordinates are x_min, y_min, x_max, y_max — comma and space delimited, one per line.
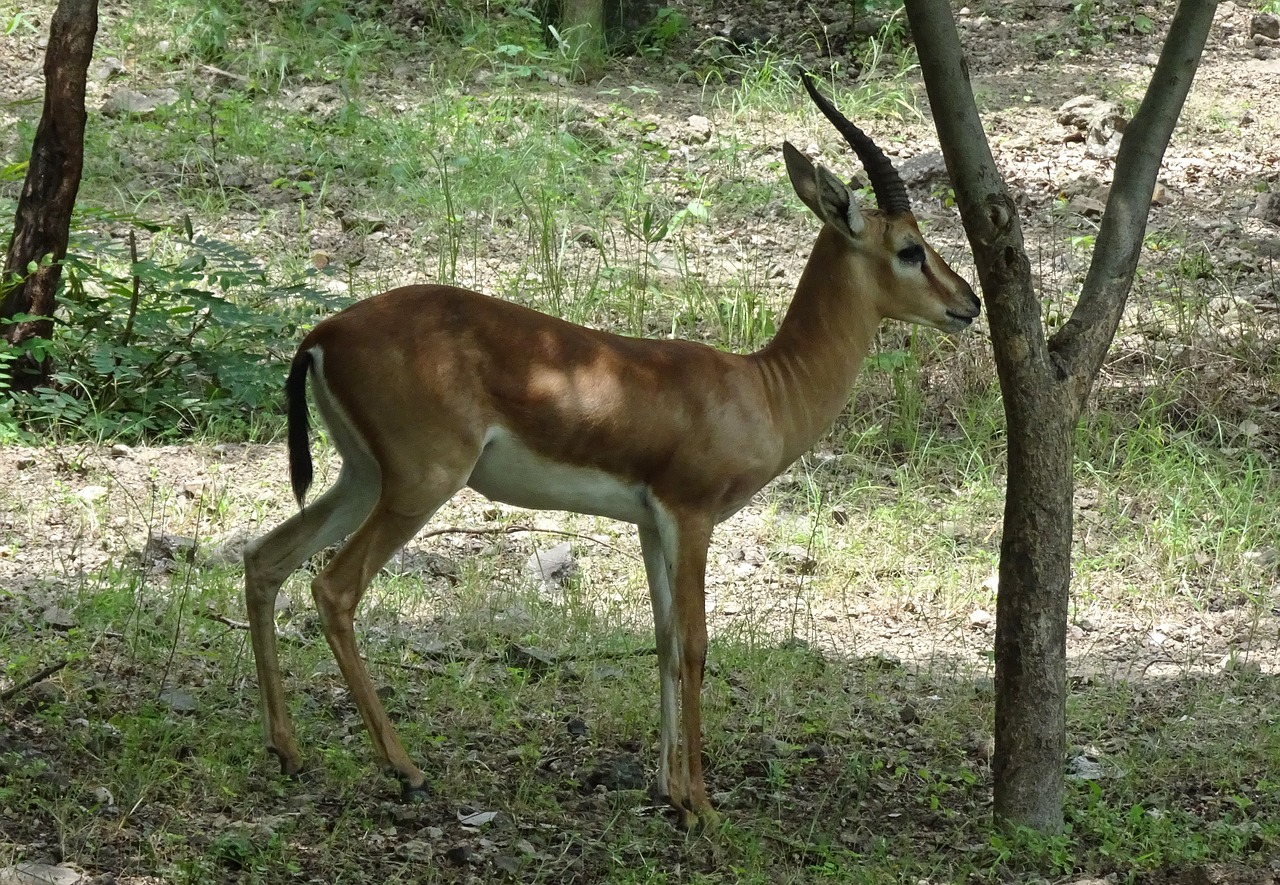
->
3, 520, 1276, 882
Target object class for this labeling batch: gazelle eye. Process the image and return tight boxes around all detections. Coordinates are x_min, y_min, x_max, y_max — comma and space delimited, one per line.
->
897, 244, 926, 265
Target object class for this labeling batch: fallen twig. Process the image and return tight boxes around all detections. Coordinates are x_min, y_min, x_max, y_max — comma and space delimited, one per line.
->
204, 610, 250, 631
199, 63, 249, 83
419, 524, 638, 560
1, 659, 70, 702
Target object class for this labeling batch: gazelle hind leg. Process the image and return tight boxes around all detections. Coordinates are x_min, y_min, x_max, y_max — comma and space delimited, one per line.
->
310, 466, 469, 797
244, 466, 379, 774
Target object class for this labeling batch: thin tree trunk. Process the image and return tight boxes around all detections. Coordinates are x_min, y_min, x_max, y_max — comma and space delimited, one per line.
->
904, 0, 1216, 832
1, 0, 98, 391
560, 0, 605, 78
993, 399, 1074, 830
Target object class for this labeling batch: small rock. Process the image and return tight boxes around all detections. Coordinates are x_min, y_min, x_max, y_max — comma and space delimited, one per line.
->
897, 151, 948, 188
583, 755, 646, 792
77, 485, 109, 503
15, 456, 36, 470
968, 609, 994, 628
42, 605, 77, 629
1251, 12, 1280, 40
444, 845, 476, 866
17, 680, 66, 713
783, 545, 816, 574
1250, 192, 1280, 226
1067, 195, 1107, 218
899, 703, 918, 724
1221, 654, 1262, 675
1057, 95, 1127, 159
143, 533, 197, 564
89, 56, 124, 82
206, 529, 251, 567
504, 643, 557, 675
397, 839, 433, 861
566, 717, 588, 738
101, 88, 180, 117
565, 118, 614, 151
91, 785, 115, 806
797, 743, 827, 760
493, 854, 522, 877
109, 443, 133, 459
686, 114, 712, 144
1067, 754, 1111, 780
526, 542, 576, 585
0, 864, 87, 885
1056, 95, 1115, 129
421, 552, 460, 580
159, 686, 199, 713
1242, 546, 1277, 568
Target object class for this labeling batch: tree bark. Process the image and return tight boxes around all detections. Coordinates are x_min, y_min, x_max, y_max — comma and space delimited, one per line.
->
904, 0, 1215, 832
560, 0, 606, 77
1, 0, 98, 391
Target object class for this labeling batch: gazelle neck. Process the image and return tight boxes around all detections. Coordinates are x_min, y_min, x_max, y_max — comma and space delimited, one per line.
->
750, 226, 883, 469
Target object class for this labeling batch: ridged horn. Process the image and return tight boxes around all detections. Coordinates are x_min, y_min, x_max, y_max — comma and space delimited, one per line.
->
800, 71, 912, 215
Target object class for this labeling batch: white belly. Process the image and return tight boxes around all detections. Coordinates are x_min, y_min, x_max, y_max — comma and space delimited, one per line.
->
467, 426, 652, 526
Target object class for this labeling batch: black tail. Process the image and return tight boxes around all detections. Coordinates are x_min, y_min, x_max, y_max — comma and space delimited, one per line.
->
285, 350, 314, 508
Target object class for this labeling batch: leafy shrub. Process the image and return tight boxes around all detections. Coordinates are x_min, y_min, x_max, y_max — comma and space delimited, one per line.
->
2, 208, 351, 442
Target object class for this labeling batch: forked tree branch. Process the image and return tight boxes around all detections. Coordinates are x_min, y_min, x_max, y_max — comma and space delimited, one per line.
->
1050, 0, 1217, 408
907, 0, 1216, 412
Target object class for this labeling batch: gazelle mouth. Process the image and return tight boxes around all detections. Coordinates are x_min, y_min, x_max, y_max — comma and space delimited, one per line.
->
946, 311, 977, 325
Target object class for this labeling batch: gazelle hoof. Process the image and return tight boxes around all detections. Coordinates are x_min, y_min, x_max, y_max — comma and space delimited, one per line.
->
400, 781, 431, 804
676, 804, 720, 832
268, 746, 303, 777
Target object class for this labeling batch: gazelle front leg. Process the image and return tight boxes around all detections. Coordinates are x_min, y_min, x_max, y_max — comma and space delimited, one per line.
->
639, 526, 680, 805
642, 508, 717, 830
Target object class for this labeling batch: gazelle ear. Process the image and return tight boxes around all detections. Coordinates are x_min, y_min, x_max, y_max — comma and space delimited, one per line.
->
783, 141, 866, 239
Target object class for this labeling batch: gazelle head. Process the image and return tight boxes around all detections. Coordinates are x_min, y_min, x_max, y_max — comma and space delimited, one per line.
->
784, 73, 981, 334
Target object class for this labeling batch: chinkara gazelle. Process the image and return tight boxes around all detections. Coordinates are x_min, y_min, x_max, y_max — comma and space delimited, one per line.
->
244, 73, 980, 830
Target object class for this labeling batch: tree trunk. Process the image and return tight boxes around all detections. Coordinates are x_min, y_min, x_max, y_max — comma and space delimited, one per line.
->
903, 0, 1216, 832
1, 0, 98, 392
560, 0, 606, 77
993, 398, 1074, 829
